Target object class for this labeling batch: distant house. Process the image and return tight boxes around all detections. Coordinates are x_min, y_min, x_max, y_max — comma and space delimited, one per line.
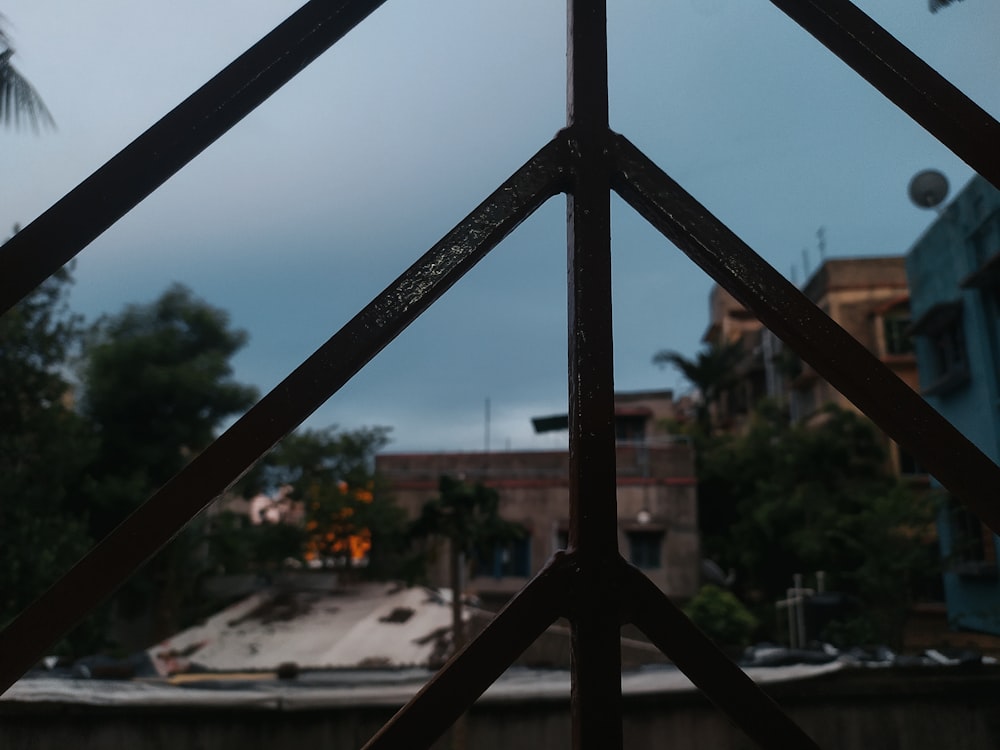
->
905, 174, 1000, 636
376, 390, 700, 606
790, 258, 917, 421
703, 257, 924, 478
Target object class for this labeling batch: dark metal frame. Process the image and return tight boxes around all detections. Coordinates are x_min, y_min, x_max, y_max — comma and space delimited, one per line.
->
1, 0, 998, 747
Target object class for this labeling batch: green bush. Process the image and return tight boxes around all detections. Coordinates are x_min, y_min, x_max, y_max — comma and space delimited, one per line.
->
683, 585, 759, 648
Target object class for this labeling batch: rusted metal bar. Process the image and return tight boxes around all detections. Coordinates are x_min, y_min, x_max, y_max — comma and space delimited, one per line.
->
611, 132, 1000, 535
362, 553, 572, 750
566, 1, 623, 748
621, 561, 822, 750
0, 0, 388, 318
769, 0, 1000, 190
0, 140, 568, 695
566, 0, 616, 559
4, 2, 993, 749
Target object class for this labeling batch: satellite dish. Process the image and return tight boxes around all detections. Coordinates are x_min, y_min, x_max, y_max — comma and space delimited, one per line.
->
908, 169, 949, 210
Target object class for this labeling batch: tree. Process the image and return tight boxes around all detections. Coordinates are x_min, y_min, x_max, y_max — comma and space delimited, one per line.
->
409, 476, 523, 750
239, 425, 414, 581
79, 283, 258, 642
410, 476, 523, 653
684, 585, 759, 650
202, 508, 305, 577
699, 403, 937, 646
0, 251, 96, 652
653, 340, 743, 435
0, 16, 54, 130
81, 283, 258, 538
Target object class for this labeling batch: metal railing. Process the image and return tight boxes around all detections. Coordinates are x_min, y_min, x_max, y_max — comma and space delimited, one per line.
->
1, 1, 999, 747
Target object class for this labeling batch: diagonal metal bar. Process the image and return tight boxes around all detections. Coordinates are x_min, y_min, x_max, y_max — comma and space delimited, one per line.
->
362, 553, 572, 750
611, 131, 1000, 535
0, 0, 388, 317
0, 138, 568, 695
620, 560, 822, 750
565, 1, 623, 748
769, 0, 1000, 190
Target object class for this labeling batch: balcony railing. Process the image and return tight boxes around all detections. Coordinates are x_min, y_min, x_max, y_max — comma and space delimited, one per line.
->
1, 1, 1000, 748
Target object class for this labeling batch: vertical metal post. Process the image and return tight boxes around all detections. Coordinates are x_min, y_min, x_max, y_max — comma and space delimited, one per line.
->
566, 1, 622, 748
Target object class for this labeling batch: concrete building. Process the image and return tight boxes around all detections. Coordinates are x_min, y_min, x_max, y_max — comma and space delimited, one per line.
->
702, 285, 785, 432
788, 258, 918, 428
702, 258, 922, 477
905, 173, 1000, 636
376, 390, 699, 605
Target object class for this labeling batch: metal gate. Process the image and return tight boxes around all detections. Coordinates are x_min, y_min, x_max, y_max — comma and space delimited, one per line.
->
2, 1, 999, 747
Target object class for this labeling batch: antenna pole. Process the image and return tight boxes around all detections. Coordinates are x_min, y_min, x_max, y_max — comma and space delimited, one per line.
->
484, 397, 491, 454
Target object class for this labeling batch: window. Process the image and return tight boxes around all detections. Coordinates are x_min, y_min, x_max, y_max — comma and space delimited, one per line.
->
909, 301, 969, 395
947, 497, 998, 578
970, 211, 1000, 267
928, 322, 969, 391
615, 414, 648, 444
883, 313, 914, 355
627, 530, 664, 570
476, 535, 531, 578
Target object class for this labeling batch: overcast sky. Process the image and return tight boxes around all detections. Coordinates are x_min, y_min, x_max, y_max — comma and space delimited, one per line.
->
3, 0, 999, 453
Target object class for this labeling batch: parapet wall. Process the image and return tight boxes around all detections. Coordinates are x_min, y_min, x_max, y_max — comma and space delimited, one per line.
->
4, 666, 999, 750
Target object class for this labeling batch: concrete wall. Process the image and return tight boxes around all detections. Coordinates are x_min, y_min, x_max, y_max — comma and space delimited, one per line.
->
4, 668, 1000, 750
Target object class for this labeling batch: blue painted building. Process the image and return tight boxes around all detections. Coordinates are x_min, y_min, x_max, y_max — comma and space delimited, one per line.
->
905, 174, 1000, 635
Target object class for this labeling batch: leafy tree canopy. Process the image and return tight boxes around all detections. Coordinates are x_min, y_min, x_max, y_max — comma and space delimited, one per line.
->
80, 283, 258, 538
76, 284, 257, 642
699, 402, 937, 646
684, 585, 759, 649
236, 425, 415, 581
0, 257, 95, 650
410, 476, 524, 654
1, 275, 410, 650
242, 425, 391, 498
410, 475, 523, 560
653, 340, 743, 434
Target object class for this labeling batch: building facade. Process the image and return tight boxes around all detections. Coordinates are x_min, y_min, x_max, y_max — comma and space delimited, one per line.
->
703, 258, 922, 477
376, 390, 700, 604
905, 174, 1000, 636
789, 258, 918, 426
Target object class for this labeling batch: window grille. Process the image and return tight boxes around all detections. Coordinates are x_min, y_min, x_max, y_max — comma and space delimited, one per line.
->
2, 1, 1000, 747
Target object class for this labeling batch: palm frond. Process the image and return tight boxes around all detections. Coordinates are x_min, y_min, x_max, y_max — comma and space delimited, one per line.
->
929, 0, 964, 13
0, 48, 54, 131
653, 340, 744, 397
